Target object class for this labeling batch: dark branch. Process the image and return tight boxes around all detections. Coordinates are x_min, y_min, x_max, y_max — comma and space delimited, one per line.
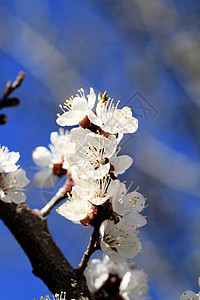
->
76, 221, 101, 278
0, 72, 25, 124
2, 71, 25, 101
0, 201, 93, 300
41, 172, 74, 217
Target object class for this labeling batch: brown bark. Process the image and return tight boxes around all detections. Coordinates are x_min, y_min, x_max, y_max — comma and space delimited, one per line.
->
0, 201, 93, 300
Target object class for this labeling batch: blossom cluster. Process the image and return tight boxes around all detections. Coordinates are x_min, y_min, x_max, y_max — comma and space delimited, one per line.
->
51, 87, 147, 262
0, 146, 29, 203
85, 255, 148, 300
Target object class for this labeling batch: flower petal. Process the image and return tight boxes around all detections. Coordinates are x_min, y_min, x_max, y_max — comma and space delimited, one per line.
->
112, 155, 133, 175
56, 110, 84, 126
87, 110, 102, 127
88, 163, 110, 179
6, 191, 26, 204
32, 147, 52, 167
71, 96, 88, 111
123, 213, 147, 228
87, 87, 96, 109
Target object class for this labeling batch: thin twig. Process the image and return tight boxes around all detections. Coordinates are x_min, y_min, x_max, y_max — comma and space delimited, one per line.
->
76, 222, 101, 277
40, 172, 73, 217
2, 71, 26, 101
0, 72, 26, 124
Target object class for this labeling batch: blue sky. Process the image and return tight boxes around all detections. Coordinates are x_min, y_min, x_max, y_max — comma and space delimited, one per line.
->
0, 1, 200, 299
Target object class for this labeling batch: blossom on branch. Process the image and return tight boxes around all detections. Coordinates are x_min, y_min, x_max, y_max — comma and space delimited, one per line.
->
56, 87, 96, 126
72, 175, 119, 206
0, 146, 29, 203
100, 219, 142, 262
0, 145, 20, 173
66, 131, 118, 179
0, 169, 29, 203
32, 129, 75, 188
85, 255, 148, 299
57, 196, 94, 226
88, 97, 138, 134
54, 87, 147, 267
111, 183, 147, 228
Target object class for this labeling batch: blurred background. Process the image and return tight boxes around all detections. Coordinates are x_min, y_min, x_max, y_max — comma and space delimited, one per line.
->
0, 0, 200, 299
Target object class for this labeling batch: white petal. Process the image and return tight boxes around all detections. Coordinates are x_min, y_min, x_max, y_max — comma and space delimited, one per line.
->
123, 213, 147, 228
107, 179, 120, 197
56, 110, 83, 126
71, 96, 88, 111
87, 87, 96, 109
106, 252, 126, 263
99, 219, 108, 238
57, 199, 89, 222
0, 189, 10, 203
100, 239, 114, 255
50, 131, 59, 145
85, 258, 109, 293
96, 100, 104, 119
87, 110, 103, 127
113, 155, 133, 175
125, 191, 145, 213
32, 147, 52, 167
104, 136, 118, 158
88, 163, 110, 179
118, 238, 141, 258
70, 127, 91, 141
9, 169, 29, 188
111, 183, 127, 215
102, 125, 119, 134
86, 133, 105, 152
2, 151, 20, 172
6, 191, 26, 204
90, 195, 110, 206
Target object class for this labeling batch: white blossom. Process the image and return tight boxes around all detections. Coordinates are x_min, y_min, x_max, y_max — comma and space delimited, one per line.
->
88, 98, 138, 134
85, 255, 148, 299
32, 129, 74, 188
112, 183, 147, 228
57, 198, 92, 224
56, 185, 94, 224
0, 146, 20, 173
120, 269, 148, 300
100, 219, 141, 262
66, 131, 117, 179
73, 175, 119, 205
0, 168, 29, 203
84, 258, 109, 294
56, 88, 96, 126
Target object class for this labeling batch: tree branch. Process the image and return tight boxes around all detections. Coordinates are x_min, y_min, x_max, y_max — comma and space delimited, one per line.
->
0, 201, 93, 300
2, 71, 26, 102
0, 71, 26, 124
41, 172, 74, 217
76, 221, 101, 278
